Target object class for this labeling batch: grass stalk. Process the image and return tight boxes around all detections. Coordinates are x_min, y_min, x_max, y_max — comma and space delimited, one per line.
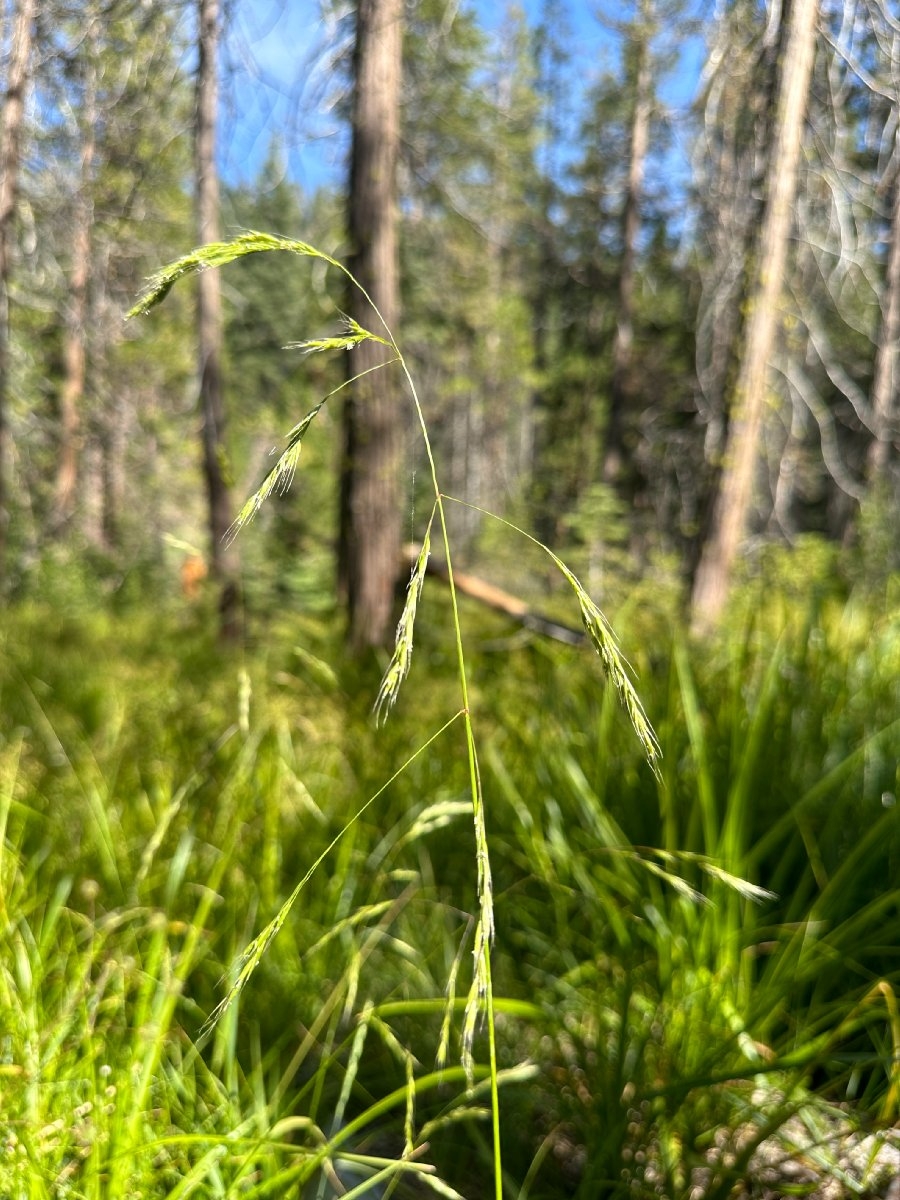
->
138, 232, 510, 1196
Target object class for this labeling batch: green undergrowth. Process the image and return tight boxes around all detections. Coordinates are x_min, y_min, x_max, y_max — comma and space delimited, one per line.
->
0, 588, 898, 1197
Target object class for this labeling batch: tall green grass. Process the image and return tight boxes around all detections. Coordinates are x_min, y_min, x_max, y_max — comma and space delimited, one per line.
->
1, 608, 546, 1197
1, 591, 897, 1196
479, 593, 899, 1195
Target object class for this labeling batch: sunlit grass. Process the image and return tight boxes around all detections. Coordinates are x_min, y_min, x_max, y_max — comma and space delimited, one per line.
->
0, 583, 897, 1197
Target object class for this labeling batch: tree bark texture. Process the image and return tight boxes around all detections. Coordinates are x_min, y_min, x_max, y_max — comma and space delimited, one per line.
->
0, 0, 35, 583
53, 20, 97, 532
604, 0, 654, 490
339, 0, 403, 650
196, 0, 239, 638
868, 117, 900, 480
691, 0, 819, 632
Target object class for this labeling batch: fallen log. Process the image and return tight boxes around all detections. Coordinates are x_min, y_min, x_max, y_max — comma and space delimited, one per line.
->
402, 544, 585, 646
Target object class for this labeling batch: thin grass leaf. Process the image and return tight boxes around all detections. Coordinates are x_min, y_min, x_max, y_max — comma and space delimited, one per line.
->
336, 1155, 436, 1200
370, 1014, 423, 1071
404, 1052, 416, 1157
127, 231, 341, 318
375, 528, 431, 724
202, 715, 463, 1038
373, 997, 542, 1023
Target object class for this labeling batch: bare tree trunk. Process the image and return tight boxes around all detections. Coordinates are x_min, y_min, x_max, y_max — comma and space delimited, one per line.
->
691, 0, 819, 633
338, 0, 403, 650
196, 0, 240, 639
869, 122, 900, 480
604, 0, 654, 489
53, 21, 97, 531
0, 0, 35, 584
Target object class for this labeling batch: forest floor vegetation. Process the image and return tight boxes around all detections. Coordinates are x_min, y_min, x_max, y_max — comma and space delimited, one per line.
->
0, 574, 898, 1198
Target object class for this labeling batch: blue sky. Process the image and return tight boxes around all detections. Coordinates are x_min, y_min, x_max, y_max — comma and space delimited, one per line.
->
219, 1, 704, 194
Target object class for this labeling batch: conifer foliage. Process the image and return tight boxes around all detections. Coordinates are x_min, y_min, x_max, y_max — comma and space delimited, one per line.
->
0, 0, 898, 619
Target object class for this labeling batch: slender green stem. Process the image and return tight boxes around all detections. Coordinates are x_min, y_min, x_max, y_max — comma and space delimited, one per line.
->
345, 272, 504, 1199
396, 355, 503, 1200
138, 237, 508, 1197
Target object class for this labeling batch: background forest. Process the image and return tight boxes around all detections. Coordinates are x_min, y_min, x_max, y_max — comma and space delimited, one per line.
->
1, 1, 899, 1198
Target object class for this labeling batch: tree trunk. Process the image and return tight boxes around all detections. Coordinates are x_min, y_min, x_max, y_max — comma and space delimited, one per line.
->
868, 115, 900, 480
338, 0, 403, 650
691, 0, 819, 633
603, 0, 654, 490
0, 0, 35, 584
196, 0, 240, 639
53, 20, 97, 532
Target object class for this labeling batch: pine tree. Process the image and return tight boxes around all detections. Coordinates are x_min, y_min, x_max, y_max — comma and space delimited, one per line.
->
692, 0, 820, 630
197, 0, 241, 638
338, 0, 404, 650
0, 0, 35, 584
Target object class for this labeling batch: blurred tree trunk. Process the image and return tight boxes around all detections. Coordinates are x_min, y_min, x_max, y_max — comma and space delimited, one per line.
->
869, 99, 900, 480
691, 0, 819, 633
0, 0, 34, 584
338, 0, 403, 650
196, 0, 240, 639
603, 0, 654, 490
52, 16, 97, 532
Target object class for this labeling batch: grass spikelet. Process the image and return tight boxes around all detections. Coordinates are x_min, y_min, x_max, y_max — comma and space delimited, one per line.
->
462, 912, 492, 1082
646, 848, 778, 903
700, 861, 778, 902
628, 852, 711, 905
404, 1051, 416, 1157
460, 747, 494, 1083
286, 315, 391, 355
375, 527, 432, 724
437, 917, 474, 1070
553, 556, 662, 776
226, 401, 325, 541
441, 496, 662, 778
128, 231, 340, 318
334, 1001, 372, 1134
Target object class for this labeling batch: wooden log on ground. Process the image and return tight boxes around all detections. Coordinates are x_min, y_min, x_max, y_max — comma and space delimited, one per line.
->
402, 544, 584, 646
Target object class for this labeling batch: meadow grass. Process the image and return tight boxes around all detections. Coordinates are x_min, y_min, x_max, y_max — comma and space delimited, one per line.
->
479, 587, 899, 1195
0, 585, 897, 1197
0, 607, 532, 1197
